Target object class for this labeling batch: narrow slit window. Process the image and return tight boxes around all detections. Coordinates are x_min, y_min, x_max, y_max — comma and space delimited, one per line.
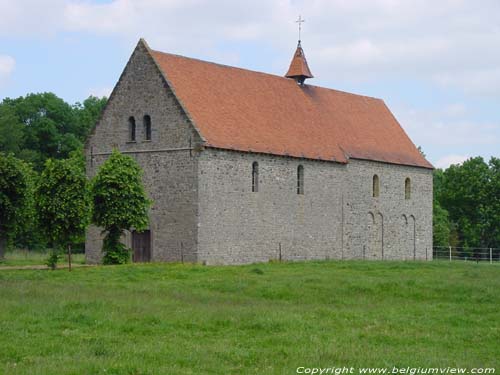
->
373, 174, 380, 198
405, 178, 411, 200
252, 162, 259, 192
129, 116, 136, 142
143, 115, 151, 141
297, 165, 304, 195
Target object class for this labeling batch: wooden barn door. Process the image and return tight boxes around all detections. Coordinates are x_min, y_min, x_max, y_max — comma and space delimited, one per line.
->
132, 230, 151, 263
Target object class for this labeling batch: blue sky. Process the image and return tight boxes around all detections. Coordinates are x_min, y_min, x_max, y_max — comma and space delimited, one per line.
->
1, 0, 499, 168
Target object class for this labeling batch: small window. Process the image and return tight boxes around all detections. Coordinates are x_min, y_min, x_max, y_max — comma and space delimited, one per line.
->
128, 116, 136, 142
373, 174, 380, 198
143, 115, 151, 141
405, 178, 411, 200
252, 162, 259, 192
297, 165, 304, 195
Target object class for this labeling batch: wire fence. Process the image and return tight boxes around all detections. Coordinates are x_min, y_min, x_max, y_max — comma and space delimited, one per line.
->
433, 246, 500, 263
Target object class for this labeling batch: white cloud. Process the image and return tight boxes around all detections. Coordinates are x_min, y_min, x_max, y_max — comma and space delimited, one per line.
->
0, 0, 67, 36
0, 55, 15, 86
435, 154, 469, 169
57, 0, 500, 96
2, 0, 500, 97
442, 103, 466, 118
87, 86, 113, 98
394, 104, 500, 149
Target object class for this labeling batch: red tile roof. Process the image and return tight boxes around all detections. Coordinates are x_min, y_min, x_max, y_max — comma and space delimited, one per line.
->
150, 48, 433, 169
285, 42, 314, 80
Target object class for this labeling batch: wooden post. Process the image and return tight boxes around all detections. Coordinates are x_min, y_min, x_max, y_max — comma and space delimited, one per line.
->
180, 242, 184, 263
490, 248, 493, 264
279, 243, 282, 262
449, 246, 452, 261
68, 244, 72, 272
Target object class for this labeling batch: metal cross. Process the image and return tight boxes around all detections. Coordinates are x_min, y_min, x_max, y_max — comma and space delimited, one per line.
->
296, 15, 305, 41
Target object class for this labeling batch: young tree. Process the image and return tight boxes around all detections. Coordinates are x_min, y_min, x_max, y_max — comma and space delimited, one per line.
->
36, 153, 90, 270
90, 150, 151, 264
0, 153, 33, 259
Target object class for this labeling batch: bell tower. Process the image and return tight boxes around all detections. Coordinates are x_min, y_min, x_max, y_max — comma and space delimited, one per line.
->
285, 16, 314, 85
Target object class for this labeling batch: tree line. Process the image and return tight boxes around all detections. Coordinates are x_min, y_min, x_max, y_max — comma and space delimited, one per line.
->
433, 157, 500, 253
0, 92, 498, 263
0, 93, 149, 265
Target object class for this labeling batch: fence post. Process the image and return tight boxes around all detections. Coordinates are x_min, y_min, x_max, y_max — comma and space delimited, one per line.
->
279, 242, 282, 263
425, 247, 428, 261
180, 241, 184, 263
490, 248, 493, 264
449, 246, 452, 261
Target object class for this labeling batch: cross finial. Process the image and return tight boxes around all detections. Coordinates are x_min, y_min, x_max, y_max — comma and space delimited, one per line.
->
296, 15, 305, 42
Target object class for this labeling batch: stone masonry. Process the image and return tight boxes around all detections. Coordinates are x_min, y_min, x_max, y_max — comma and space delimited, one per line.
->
85, 41, 433, 265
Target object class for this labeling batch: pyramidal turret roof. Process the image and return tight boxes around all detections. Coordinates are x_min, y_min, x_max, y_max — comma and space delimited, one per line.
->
285, 41, 314, 83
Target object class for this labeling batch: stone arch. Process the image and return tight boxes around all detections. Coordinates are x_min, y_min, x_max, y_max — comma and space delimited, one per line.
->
405, 178, 411, 200
365, 212, 375, 259
401, 214, 410, 260
376, 212, 384, 260
373, 174, 380, 197
408, 215, 416, 260
402, 214, 408, 225
252, 161, 259, 192
366, 211, 383, 260
143, 114, 152, 141
297, 165, 304, 195
128, 116, 136, 141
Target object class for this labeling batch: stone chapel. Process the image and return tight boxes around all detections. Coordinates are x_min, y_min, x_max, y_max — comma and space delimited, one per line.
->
85, 39, 433, 264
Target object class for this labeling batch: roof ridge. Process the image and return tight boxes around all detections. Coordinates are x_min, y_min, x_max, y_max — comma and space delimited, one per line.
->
150, 49, 382, 101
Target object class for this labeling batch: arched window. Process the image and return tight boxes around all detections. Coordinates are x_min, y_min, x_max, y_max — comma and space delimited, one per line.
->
252, 162, 259, 192
405, 178, 411, 200
128, 116, 136, 142
373, 174, 380, 197
297, 165, 304, 195
143, 115, 151, 141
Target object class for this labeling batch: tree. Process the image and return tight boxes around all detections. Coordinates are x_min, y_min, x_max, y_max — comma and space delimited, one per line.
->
484, 157, 500, 252
72, 96, 107, 140
36, 152, 90, 270
0, 105, 24, 154
435, 156, 500, 253
433, 201, 451, 247
0, 153, 33, 259
0, 93, 107, 171
90, 150, 151, 264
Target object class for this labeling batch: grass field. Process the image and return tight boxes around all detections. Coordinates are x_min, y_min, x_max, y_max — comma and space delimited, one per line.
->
0, 261, 498, 374
0, 249, 85, 267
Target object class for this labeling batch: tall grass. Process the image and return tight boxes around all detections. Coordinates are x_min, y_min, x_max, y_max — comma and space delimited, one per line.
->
0, 249, 85, 267
0, 261, 498, 374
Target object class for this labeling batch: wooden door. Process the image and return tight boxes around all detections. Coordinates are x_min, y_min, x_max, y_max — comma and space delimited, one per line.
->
132, 230, 151, 262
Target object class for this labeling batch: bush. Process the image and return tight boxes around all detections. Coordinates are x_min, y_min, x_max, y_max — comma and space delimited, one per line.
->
46, 251, 60, 270
102, 229, 130, 265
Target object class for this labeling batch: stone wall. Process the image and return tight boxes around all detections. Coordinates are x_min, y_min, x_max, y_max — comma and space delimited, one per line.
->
85, 40, 433, 265
85, 40, 201, 264
197, 149, 433, 265
342, 159, 433, 261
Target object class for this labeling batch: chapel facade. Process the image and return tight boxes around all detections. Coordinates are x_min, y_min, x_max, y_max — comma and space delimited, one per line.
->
85, 39, 433, 265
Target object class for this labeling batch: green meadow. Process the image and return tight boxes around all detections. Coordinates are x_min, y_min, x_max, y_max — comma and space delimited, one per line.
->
0, 261, 498, 374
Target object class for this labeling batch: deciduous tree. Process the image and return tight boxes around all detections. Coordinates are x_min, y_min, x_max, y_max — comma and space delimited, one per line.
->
0, 153, 33, 259
36, 152, 90, 270
90, 150, 151, 264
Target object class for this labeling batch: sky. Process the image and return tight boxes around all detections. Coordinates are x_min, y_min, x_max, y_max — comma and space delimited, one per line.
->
0, 0, 499, 168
